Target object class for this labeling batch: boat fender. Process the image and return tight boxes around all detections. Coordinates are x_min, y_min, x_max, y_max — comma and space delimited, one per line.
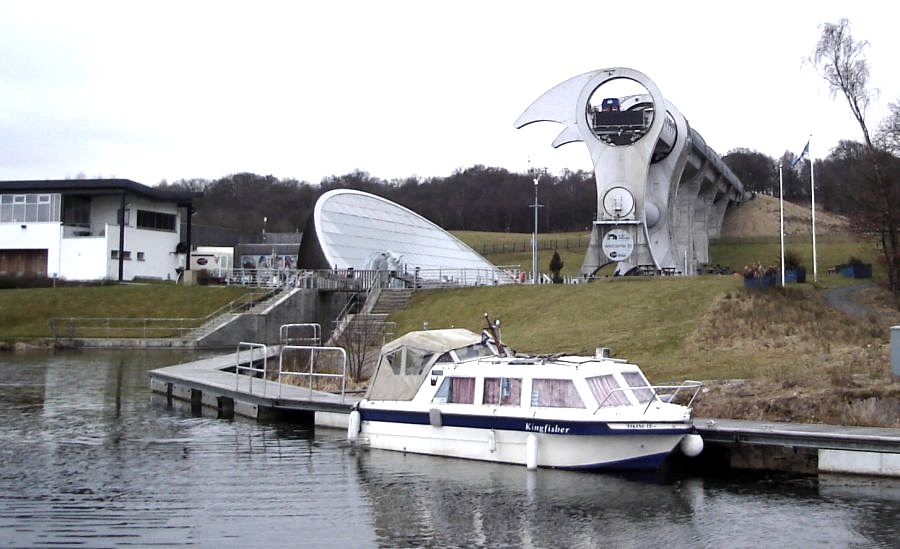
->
526, 434, 538, 470
347, 410, 361, 443
679, 433, 703, 457
429, 408, 442, 428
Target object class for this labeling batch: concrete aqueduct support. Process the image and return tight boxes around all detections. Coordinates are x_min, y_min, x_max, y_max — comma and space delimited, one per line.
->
515, 67, 747, 276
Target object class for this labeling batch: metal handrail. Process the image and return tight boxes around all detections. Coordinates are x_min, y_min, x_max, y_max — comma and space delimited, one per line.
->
280, 323, 321, 345
48, 289, 269, 339
235, 342, 268, 397
277, 345, 348, 401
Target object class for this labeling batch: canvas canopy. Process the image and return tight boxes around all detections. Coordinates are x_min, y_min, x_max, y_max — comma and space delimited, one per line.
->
365, 328, 486, 401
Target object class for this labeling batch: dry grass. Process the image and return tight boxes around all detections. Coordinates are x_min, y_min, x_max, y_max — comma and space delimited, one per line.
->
687, 286, 899, 425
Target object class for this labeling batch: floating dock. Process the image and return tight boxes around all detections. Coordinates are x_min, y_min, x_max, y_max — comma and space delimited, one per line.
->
150, 352, 900, 477
149, 348, 359, 429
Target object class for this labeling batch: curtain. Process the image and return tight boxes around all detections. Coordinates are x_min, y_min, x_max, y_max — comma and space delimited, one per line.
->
450, 377, 475, 404
531, 379, 584, 408
587, 375, 630, 407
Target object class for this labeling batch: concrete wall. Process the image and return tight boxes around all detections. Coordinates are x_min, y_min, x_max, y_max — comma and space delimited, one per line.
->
197, 288, 354, 348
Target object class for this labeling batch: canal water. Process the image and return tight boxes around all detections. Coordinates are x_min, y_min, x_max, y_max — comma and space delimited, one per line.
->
1, 350, 898, 548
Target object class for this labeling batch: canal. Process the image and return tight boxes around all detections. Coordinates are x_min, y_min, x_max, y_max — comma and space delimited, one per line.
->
1, 350, 898, 547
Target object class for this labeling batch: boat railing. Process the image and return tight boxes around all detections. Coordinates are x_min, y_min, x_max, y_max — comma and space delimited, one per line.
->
277, 345, 348, 401
235, 341, 269, 397
593, 380, 704, 415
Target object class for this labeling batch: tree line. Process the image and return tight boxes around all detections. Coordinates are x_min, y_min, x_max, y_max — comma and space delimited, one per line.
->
161, 142, 895, 239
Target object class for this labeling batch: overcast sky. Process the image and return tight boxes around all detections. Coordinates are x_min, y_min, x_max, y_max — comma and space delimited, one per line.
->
1, 1, 896, 186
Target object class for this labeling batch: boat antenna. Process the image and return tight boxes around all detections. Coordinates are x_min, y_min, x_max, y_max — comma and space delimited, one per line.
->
483, 313, 508, 357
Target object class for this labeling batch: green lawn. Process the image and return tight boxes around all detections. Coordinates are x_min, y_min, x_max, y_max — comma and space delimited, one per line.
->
0, 283, 260, 339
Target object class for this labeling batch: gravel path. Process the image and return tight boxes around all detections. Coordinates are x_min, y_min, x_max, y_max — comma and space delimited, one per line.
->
823, 282, 875, 318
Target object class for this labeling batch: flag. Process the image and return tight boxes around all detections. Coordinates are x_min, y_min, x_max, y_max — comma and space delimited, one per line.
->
791, 140, 809, 168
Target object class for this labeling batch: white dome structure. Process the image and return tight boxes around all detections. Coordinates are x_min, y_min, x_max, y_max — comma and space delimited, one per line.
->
298, 189, 514, 286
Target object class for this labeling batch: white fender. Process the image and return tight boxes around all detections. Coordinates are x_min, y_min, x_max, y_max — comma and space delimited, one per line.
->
347, 410, 361, 443
526, 434, 538, 470
679, 433, 703, 457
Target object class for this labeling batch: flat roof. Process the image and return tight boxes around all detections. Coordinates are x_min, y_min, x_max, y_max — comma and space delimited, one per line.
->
0, 179, 201, 205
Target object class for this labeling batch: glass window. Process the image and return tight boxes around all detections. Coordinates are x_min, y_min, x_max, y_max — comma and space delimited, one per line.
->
404, 347, 432, 376
1, 193, 60, 223
483, 377, 521, 406
136, 209, 176, 231
621, 371, 655, 404
587, 375, 630, 408
434, 377, 475, 404
63, 196, 91, 226
434, 352, 455, 364
454, 343, 495, 362
530, 379, 584, 408
383, 348, 403, 375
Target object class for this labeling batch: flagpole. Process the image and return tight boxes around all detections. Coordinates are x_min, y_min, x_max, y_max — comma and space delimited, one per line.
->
809, 135, 818, 283
779, 163, 785, 287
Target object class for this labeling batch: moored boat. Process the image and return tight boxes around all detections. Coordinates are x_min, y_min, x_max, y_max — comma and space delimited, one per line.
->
348, 316, 703, 470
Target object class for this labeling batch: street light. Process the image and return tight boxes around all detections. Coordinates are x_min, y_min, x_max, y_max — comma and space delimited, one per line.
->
529, 172, 543, 284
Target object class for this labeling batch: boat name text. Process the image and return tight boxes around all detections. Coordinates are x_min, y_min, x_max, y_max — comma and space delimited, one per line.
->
525, 422, 571, 434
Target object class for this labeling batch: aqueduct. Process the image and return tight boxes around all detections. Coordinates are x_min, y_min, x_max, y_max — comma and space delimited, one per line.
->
515, 67, 748, 276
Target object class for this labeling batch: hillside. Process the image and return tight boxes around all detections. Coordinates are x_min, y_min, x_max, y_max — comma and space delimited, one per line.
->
721, 193, 849, 238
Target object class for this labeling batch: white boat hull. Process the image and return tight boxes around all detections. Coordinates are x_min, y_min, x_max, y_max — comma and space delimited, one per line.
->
357, 416, 689, 470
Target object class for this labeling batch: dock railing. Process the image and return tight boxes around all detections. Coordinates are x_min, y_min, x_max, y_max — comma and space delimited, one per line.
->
277, 345, 348, 401
235, 342, 269, 397
279, 323, 321, 346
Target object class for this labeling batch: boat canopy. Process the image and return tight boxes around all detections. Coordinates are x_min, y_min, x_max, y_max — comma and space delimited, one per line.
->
365, 328, 486, 401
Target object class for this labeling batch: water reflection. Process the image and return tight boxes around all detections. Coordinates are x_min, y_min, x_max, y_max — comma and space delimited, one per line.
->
354, 449, 704, 547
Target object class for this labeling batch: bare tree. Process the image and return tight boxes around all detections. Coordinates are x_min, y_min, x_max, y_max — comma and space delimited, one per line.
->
810, 18, 900, 303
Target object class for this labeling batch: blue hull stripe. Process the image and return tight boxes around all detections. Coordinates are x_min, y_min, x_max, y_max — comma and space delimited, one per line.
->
359, 408, 690, 436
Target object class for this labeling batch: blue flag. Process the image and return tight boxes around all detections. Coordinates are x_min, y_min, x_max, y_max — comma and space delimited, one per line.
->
791, 141, 809, 168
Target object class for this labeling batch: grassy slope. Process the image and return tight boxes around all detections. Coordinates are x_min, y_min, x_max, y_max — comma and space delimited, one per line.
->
0, 284, 258, 338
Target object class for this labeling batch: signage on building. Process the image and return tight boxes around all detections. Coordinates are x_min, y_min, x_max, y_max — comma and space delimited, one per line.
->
601, 229, 634, 261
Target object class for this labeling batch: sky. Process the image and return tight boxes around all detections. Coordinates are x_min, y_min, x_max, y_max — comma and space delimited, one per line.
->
1, 1, 897, 186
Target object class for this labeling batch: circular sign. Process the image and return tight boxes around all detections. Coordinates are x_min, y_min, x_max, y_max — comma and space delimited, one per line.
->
196, 257, 208, 266
602, 187, 635, 218
602, 229, 634, 261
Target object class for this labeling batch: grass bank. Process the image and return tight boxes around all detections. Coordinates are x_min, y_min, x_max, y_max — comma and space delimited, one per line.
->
0, 283, 259, 339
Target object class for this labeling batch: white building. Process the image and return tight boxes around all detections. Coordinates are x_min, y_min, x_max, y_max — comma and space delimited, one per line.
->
0, 179, 200, 282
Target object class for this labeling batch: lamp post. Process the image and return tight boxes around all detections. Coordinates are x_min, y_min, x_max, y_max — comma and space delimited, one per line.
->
529, 173, 543, 284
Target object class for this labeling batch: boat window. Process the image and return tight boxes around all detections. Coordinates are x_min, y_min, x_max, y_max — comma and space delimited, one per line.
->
587, 375, 630, 407
621, 371, 655, 403
434, 352, 455, 364
483, 377, 522, 406
453, 343, 495, 362
383, 348, 403, 375
530, 379, 584, 408
405, 348, 432, 376
433, 377, 475, 404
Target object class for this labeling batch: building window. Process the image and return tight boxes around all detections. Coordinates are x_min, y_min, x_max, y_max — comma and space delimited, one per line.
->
62, 195, 91, 226
136, 209, 176, 231
137, 251, 145, 261
1, 193, 61, 223
110, 250, 132, 260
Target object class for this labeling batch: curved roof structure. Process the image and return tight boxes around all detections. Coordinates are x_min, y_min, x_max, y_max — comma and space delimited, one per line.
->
298, 189, 513, 285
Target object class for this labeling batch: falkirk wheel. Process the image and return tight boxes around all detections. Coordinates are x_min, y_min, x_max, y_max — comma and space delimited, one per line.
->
515, 67, 748, 276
